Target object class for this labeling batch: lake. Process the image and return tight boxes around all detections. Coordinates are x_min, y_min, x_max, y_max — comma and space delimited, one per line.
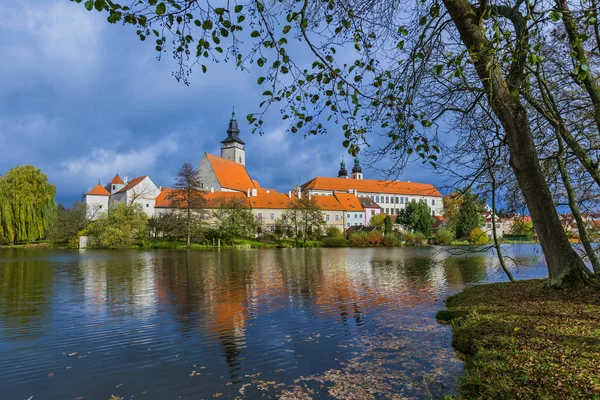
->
0, 245, 548, 399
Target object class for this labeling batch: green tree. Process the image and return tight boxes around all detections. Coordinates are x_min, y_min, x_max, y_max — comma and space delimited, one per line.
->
47, 202, 88, 247
212, 198, 259, 244
456, 192, 483, 240
0, 165, 56, 244
396, 201, 434, 236
87, 203, 148, 249
326, 226, 342, 238
469, 227, 489, 245
283, 196, 325, 246
170, 162, 206, 248
384, 215, 393, 236
511, 216, 535, 237
368, 213, 387, 230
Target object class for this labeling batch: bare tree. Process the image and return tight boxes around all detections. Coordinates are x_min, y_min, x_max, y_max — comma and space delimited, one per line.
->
170, 162, 206, 248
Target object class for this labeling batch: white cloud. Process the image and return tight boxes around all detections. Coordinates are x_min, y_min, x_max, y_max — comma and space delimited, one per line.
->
57, 136, 179, 192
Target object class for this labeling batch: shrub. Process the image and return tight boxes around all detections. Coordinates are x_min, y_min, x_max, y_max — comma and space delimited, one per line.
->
321, 237, 349, 247
382, 235, 402, 247
325, 226, 343, 238
433, 228, 455, 245
367, 230, 384, 245
469, 227, 489, 245
404, 231, 427, 246
349, 232, 369, 247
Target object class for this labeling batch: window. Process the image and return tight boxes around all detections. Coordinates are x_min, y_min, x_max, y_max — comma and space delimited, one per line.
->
405, 197, 409, 203
386, 208, 389, 214
99, 205, 103, 209
386, 196, 389, 203
355, 213, 358, 218
370, 195, 374, 200
432, 199, 435, 206
269, 226, 275, 232
335, 215, 339, 221
371, 210, 375, 216
270, 213, 274, 220
326, 214, 330, 221
258, 213, 263, 220
395, 197, 399, 204
239, 157, 242, 163
432, 210, 436, 216
347, 213, 350, 218
112, 185, 115, 191
146, 204, 149, 208
396, 209, 400, 214
400, 197, 404, 205
347, 222, 350, 227
376, 196, 379, 202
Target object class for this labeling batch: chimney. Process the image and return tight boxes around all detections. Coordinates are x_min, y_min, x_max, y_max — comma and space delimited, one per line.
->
308, 192, 312, 200
354, 189, 357, 196
251, 188, 257, 197
210, 187, 214, 193
298, 191, 302, 199
266, 190, 270, 194
288, 191, 292, 198
348, 189, 353, 194
247, 188, 251, 197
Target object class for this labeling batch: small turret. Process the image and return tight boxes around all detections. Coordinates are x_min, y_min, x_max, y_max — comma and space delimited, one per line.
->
351, 157, 363, 179
337, 160, 348, 178
110, 173, 125, 194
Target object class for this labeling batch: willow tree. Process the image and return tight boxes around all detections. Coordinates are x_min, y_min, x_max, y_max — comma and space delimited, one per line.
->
74, 0, 599, 286
0, 165, 56, 244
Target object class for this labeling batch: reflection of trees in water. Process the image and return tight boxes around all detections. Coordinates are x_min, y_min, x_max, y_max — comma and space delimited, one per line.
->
442, 254, 488, 286
0, 252, 53, 341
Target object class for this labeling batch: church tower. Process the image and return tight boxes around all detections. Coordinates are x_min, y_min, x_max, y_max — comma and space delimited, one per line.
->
337, 160, 349, 179
351, 157, 363, 180
220, 111, 245, 166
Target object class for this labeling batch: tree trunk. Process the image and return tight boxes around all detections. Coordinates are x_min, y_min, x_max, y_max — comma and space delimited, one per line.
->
556, 134, 600, 275
186, 206, 191, 249
489, 155, 515, 282
443, 0, 588, 287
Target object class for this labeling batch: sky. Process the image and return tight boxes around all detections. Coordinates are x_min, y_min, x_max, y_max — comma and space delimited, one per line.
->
0, 1, 448, 205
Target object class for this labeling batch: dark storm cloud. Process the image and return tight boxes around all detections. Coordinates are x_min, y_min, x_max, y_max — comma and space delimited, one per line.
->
0, 1, 449, 206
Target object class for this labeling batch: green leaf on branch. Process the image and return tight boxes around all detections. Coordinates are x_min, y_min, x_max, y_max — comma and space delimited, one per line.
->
84, 0, 93, 11
156, 2, 166, 15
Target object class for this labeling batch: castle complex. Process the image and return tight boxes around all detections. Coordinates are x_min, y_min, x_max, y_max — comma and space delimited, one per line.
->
84, 112, 443, 232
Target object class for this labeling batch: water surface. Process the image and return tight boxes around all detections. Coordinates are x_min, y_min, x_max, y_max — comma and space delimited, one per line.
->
0, 246, 548, 399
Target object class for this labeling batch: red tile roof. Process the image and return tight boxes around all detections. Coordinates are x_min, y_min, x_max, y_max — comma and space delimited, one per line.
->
110, 174, 124, 185
207, 154, 256, 192
333, 192, 364, 211
116, 176, 147, 194
155, 188, 250, 209
249, 190, 295, 209
301, 177, 442, 197
86, 184, 110, 196
312, 195, 344, 211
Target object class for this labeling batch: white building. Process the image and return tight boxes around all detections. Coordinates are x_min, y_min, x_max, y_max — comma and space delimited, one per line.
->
83, 184, 110, 220
301, 159, 444, 217
109, 175, 161, 217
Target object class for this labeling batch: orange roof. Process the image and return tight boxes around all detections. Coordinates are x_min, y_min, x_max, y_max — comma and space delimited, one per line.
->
116, 176, 147, 193
206, 154, 255, 192
333, 192, 364, 211
86, 184, 110, 196
155, 188, 250, 208
252, 179, 261, 188
110, 174, 124, 185
249, 190, 295, 209
312, 195, 344, 211
204, 191, 250, 208
301, 177, 442, 197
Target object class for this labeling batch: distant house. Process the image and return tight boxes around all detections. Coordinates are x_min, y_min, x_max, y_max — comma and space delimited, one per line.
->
109, 176, 161, 217
84, 184, 110, 220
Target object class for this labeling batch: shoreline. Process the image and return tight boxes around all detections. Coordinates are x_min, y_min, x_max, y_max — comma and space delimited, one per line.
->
437, 279, 600, 399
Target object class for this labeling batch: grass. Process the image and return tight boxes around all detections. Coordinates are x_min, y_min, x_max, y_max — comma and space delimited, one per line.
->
437, 279, 600, 399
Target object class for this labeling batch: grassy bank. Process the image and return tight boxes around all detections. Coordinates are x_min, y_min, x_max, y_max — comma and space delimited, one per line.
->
437, 280, 600, 399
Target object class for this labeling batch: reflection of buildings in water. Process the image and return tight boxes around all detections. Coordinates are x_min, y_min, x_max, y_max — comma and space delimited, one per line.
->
79, 252, 157, 318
